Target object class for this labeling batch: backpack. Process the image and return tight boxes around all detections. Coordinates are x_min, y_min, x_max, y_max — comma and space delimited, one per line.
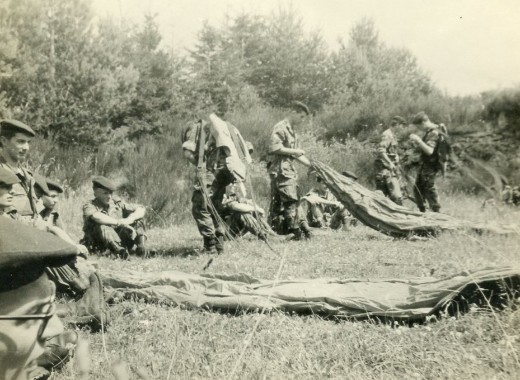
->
434, 124, 452, 176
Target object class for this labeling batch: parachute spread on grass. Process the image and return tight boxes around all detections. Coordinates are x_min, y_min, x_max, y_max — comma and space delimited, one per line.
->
102, 267, 520, 321
310, 159, 519, 237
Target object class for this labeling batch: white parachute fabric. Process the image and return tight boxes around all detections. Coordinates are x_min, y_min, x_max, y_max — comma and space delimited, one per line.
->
310, 159, 519, 237
101, 267, 520, 320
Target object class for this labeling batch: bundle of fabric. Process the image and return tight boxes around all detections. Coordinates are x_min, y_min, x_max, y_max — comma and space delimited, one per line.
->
310, 159, 519, 237
102, 267, 520, 321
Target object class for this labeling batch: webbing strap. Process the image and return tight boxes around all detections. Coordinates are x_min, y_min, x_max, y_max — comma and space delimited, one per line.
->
197, 124, 206, 171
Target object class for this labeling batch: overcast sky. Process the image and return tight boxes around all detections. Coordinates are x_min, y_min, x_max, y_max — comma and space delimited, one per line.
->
92, 0, 520, 96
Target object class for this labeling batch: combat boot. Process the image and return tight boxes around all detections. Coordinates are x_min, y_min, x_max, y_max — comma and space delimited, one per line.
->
135, 235, 149, 257
299, 221, 313, 240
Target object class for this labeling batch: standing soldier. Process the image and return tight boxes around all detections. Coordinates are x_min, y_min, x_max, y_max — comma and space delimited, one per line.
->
268, 102, 312, 239
374, 116, 405, 205
182, 117, 234, 254
409, 111, 443, 212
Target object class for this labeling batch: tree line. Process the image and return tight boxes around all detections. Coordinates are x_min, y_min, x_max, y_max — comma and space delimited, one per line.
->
1, 0, 518, 151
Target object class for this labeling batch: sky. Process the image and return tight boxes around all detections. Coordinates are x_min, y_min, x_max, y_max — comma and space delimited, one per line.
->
92, 0, 520, 96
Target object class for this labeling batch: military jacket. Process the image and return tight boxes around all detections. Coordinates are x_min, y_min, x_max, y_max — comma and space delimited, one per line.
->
82, 197, 140, 233
0, 153, 40, 217
375, 129, 399, 169
268, 119, 298, 179
421, 127, 440, 169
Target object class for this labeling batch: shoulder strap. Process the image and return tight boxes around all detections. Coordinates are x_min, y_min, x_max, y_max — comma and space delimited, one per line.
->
197, 123, 206, 170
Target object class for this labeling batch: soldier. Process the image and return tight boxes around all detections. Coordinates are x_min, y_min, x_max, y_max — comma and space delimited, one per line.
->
0, 119, 40, 222
221, 182, 276, 241
374, 116, 405, 205
268, 102, 312, 239
301, 176, 351, 230
182, 118, 235, 254
82, 176, 147, 259
34, 177, 65, 229
0, 217, 78, 380
409, 111, 443, 212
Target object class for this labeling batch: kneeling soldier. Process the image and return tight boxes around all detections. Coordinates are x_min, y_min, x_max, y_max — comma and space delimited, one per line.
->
82, 176, 147, 259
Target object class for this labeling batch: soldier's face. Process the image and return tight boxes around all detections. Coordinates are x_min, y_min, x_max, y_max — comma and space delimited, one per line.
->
94, 187, 113, 205
0, 275, 63, 380
41, 190, 59, 210
0, 184, 15, 209
0, 133, 32, 163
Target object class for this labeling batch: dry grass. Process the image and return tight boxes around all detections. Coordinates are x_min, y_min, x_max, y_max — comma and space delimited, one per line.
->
52, 193, 520, 380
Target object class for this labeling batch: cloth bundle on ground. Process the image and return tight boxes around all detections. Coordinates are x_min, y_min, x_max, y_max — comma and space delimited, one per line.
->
310, 159, 519, 237
101, 267, 520, 321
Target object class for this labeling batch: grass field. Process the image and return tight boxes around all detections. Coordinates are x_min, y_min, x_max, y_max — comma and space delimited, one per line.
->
54, 193, 520, 380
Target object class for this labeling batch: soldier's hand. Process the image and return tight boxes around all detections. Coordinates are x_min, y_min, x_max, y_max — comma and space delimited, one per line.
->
409, 134, 421, 144
76, 244, 89, 258
119, 217, 134, 226
293, 149, 306, 157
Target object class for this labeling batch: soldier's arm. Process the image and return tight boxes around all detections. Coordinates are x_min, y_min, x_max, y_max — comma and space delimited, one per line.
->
409, 134, 434, 156
89, 211, 122, 226
120, 205, 146, 225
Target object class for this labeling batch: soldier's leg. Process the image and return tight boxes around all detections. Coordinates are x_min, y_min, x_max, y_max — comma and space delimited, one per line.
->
268, 174, 283, 230
375, 172, 390, 197
387, 175, 403, 205
423, 170, 441, 212
414, 169, 428, 212
191, 188, 218, 252
90, 224, 128, 258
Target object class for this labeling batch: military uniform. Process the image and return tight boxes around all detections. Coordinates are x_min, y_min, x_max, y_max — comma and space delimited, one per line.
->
82, 196, 146, 254
302, 186, 350, 229
268, 119, 309, 236
414, 127, 441, 212
374, 129, 403, 205
182, 121, 234, 252
221, 190, 275, 241
0, 153, 41, 220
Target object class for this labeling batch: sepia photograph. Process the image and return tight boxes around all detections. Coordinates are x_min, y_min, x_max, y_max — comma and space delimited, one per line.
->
0, 0, 519, 379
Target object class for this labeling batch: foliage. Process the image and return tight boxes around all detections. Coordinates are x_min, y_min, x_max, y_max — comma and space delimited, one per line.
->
483, 85, 520, 130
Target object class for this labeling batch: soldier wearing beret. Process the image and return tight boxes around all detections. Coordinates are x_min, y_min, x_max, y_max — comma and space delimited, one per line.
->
0, 217, 79, 380
374, 116, 405, 205
81, 176, 147, 259
0, 119, 41, 222
267, 102, 312, 239
34, 177, 64, 229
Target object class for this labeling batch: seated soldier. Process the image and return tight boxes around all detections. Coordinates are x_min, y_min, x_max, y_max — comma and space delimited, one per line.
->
301, 176, 351, 230
82, 176, 147, 259
34, 176, 65, 229
0, 217, 79, 380
33, 176, 98, 298
221, 182, 276, 241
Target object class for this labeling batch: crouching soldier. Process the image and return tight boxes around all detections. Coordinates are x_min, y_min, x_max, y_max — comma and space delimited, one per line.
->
82, 176, 147, 259
301, 176, 351, 230
221, 182, 276, 241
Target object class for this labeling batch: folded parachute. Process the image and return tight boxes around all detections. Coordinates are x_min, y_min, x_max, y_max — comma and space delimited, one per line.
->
310, 159, 519, 237
102, 267, 520, 321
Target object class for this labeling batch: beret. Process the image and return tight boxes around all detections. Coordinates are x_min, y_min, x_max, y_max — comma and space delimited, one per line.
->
33, 174, 51, 196
92, 176, 117, 191
45, 178, 64, 193
0, 119, 36, 137
0, 167, 20, 186
0, 217, 77, 291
